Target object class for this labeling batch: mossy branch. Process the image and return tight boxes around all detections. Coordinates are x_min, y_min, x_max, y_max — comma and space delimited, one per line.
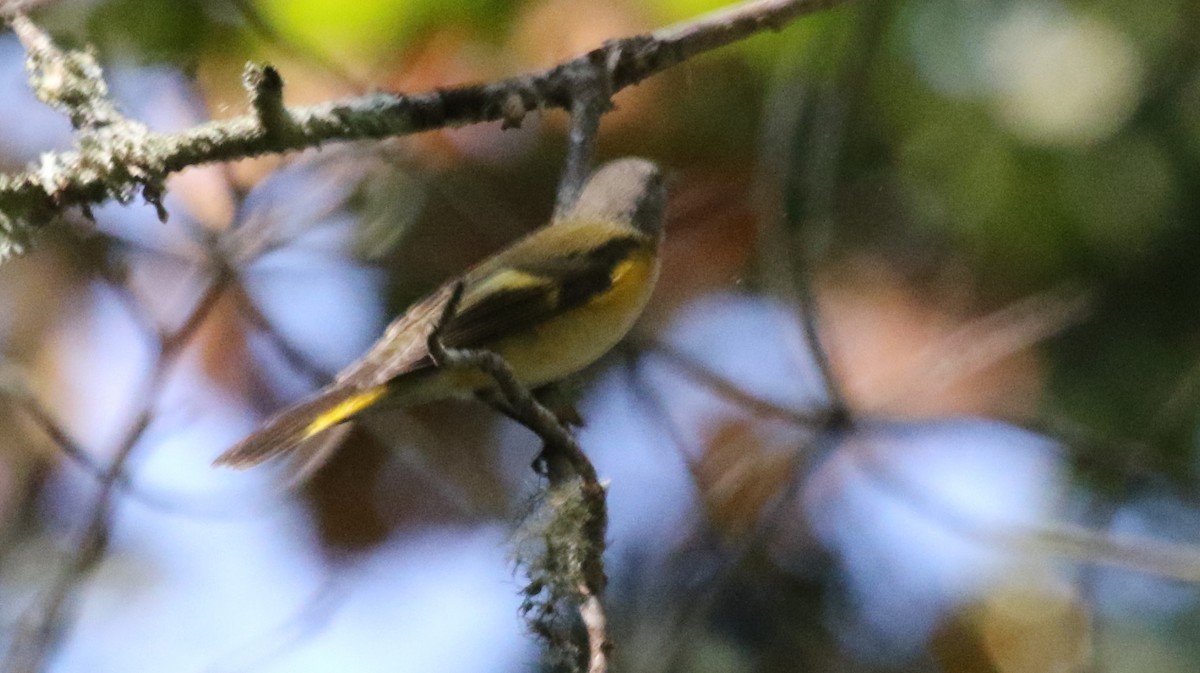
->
428, 282, 611, 673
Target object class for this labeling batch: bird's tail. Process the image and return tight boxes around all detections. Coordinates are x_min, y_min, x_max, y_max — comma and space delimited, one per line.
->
214, 383, 388, 468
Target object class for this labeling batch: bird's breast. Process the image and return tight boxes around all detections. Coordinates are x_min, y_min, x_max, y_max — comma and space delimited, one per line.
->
490, 247, 658, 387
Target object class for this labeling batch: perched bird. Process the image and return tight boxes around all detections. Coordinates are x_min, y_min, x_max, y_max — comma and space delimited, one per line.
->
215, 157, 666, 469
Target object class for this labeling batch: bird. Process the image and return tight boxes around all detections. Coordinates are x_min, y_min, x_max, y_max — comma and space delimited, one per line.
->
214, 157, 666, 470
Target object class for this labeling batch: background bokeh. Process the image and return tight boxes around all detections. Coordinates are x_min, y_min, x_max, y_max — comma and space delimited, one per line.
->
1, 0, 1200, 671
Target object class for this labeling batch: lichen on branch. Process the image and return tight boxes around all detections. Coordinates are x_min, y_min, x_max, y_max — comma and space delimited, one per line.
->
0, 0, 849, 262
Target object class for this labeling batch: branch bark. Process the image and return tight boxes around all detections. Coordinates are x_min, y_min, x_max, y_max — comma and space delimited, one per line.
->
0, 0, 851, 260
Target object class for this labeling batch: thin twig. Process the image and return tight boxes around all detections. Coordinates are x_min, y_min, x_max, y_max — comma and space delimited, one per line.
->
682, 325, 1200, 585
623, 349, 831, 673
1146, 344, 1200, 445
849, 431, 1200, 584
643, 340, 830, 428
755, 113, 850, 419
879, 284, 1093, 410
752, 6, 891, 420
654, 338, 1200, 566
427, 284, 587, 477
231, 285, 333, 386
8, 14, 123, 129
578, 590, 609, 673
553, 67, 610, 220
244, 64, 293, 143
0, 251, 295, 518
230, 282, 490, 514
201, 572, 350, 673
794, 281, 848, 416
3, 275, 230, 673
5, 383, 262, 518
1014, 412, 1200, 511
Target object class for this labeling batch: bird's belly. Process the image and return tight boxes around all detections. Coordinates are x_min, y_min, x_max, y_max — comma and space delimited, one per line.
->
491, 251, 657, 387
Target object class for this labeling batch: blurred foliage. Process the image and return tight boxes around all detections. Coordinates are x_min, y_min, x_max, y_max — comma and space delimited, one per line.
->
255, 0, 519, 62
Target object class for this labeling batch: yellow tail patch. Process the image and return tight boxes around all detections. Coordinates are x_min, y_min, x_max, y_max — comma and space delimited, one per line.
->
302, 386, 387, 439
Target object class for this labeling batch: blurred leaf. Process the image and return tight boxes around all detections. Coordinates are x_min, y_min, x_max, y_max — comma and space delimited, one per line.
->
256, 0, 417, 62
83, 0, 229, 65
349, 164, 430, 262
255, 0, 517, 62
1087, 0, 1190, 65
1057, 134, 1177, 261
931, 578, 1092, 673
694, 419, 793, 539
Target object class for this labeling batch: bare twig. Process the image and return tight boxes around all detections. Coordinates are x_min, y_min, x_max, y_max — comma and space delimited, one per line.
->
231, 285, 333, 386
3, 380, 252, 517
1014, 413, 1200, 511
0, 268, 288, 519
625, 347, 838, 669
0, 0, 851, 258
794, 282, 848, 417
202, 573, 350, 673
426, 285, 594, 482
754, 87, 850, 419
578, 591, 609, 673
751, 4, 892, 421
643, 340, 830, 428
1145, 343, 1200, 447
880, 284, 1093, 409
3, 274, 230, 673
229, 282, 490, 514
849, 432, 1200, 584
644, 335, 1200, 586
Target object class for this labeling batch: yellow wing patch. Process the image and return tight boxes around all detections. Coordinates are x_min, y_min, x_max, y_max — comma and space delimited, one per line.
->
464, 268, 557, 307
588, 250, 654, 308
302, 386, 387, 439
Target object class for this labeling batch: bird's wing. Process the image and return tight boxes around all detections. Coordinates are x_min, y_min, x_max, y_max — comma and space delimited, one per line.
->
338, 226, 645, 389
438, 233, 643, 348
334, 282, 458, 389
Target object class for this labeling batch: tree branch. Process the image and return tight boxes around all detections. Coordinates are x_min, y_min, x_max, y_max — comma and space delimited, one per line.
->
553, 66, 611, 220
0, 0, 851, 261
427, 283, 610, 673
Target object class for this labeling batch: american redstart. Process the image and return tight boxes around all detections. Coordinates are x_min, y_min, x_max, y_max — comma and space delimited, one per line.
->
215, 158, 666, 469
